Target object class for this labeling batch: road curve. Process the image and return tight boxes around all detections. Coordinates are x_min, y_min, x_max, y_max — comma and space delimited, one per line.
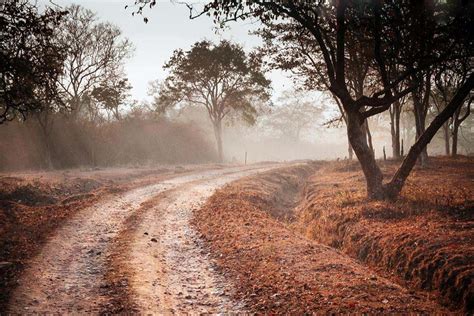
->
8, 164, 279, 314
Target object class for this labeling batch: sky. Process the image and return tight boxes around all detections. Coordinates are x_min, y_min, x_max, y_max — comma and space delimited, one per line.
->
38, 0, 294, 102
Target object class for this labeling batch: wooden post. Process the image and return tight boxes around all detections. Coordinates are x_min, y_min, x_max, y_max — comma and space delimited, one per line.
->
245, 151, 247, 165
401, 139, 404, 157
383, 146, 386, 161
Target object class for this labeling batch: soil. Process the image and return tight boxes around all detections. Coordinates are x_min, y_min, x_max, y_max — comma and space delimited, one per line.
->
3, 164, 280, 313
0, 164, 212, 311
2, 158, 471, 314
194, 158, 472, 313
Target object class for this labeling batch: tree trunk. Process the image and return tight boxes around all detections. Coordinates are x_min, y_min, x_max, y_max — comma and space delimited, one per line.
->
42, 135, 54, 169
443, 121, 450, 156
213, 120, 224, 163
348, 139, 354, 160
386, 73, 474, 199
346, 109, 384, 199
452, 120, 459, 156
36, 111, 55, 169
451, 99, 471, 156
412, 90, 428, 166
390, 101, 402, 159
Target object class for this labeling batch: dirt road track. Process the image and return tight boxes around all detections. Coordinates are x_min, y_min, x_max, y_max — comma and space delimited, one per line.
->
8, 164, 279, 314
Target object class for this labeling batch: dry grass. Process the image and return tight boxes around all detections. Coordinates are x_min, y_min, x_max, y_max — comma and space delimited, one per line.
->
296, 156, 473, 312
193, 162, 450, 313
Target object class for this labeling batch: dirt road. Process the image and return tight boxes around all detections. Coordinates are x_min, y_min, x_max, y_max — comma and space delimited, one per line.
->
8, 164, 279, 314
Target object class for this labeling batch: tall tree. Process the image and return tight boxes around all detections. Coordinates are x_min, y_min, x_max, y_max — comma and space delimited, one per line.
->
410, 71, 432, 166
157, 40, 271, 162
0, 0, 66, 124
169, 0, 473, 199
255, 20, 374, 160
389, 96, 406, 159
57, 4, 133, 120
432, 61, 472, 156
451, 95, 472, 156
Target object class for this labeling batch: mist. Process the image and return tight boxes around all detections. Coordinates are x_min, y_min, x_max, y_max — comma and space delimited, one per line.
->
2, 1, 473, 314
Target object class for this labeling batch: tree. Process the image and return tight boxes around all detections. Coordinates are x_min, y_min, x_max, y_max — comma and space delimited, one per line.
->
385, 62, 409, 160
157, 40, 271, 162
171, 0, 473, 200
432, 61, 472, 156
0, 0, 66, 124
410, 71, 432, 166
255, 9, 394, 161
91, 74, 132, 121
389, 95, 406, 159
56, 4, 133, 120
263, 90, 324, 142
451, 97, 472, 156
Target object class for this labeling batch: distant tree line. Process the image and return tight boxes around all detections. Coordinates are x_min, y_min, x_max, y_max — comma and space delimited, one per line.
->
0, 1, 216, 169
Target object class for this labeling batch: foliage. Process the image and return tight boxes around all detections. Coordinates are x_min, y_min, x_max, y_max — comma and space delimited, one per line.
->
157, 39, 271, 161
92, 77, 132, 120
158, 40, 270, 125
0, 0, 67, 123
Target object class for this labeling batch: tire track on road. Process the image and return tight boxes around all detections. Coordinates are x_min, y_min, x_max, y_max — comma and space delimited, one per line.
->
8, 164, 280, 314
121, 167, 280, 314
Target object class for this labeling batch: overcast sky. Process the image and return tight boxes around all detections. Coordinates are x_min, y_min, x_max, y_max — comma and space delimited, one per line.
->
38, 0, 294, 102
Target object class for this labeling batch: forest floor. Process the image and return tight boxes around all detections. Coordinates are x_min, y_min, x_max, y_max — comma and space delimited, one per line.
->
1, 157, 472, 314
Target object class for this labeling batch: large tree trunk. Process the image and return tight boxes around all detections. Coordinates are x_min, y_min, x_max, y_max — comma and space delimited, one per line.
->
346, 109, 384, 199
348, 139, 354, 160
386, 73, 474, 199
412, 90, 429, 166
213, 120, 224, 163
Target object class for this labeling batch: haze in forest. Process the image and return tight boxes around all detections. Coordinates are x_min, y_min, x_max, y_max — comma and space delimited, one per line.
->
1, 1, 473, 314
1, 0, 473, 172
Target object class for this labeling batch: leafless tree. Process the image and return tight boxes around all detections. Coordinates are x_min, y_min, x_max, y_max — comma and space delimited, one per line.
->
56, 4, 133, 120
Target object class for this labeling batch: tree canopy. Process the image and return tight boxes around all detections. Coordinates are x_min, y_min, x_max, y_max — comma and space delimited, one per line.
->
172, 0, 474, 199
0, 0, 67, 123
158, 40, 271, 161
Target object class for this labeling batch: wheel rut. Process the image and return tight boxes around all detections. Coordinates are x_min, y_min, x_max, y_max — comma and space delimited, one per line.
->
121, 167, 277, 314
8, 165, 278, 314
